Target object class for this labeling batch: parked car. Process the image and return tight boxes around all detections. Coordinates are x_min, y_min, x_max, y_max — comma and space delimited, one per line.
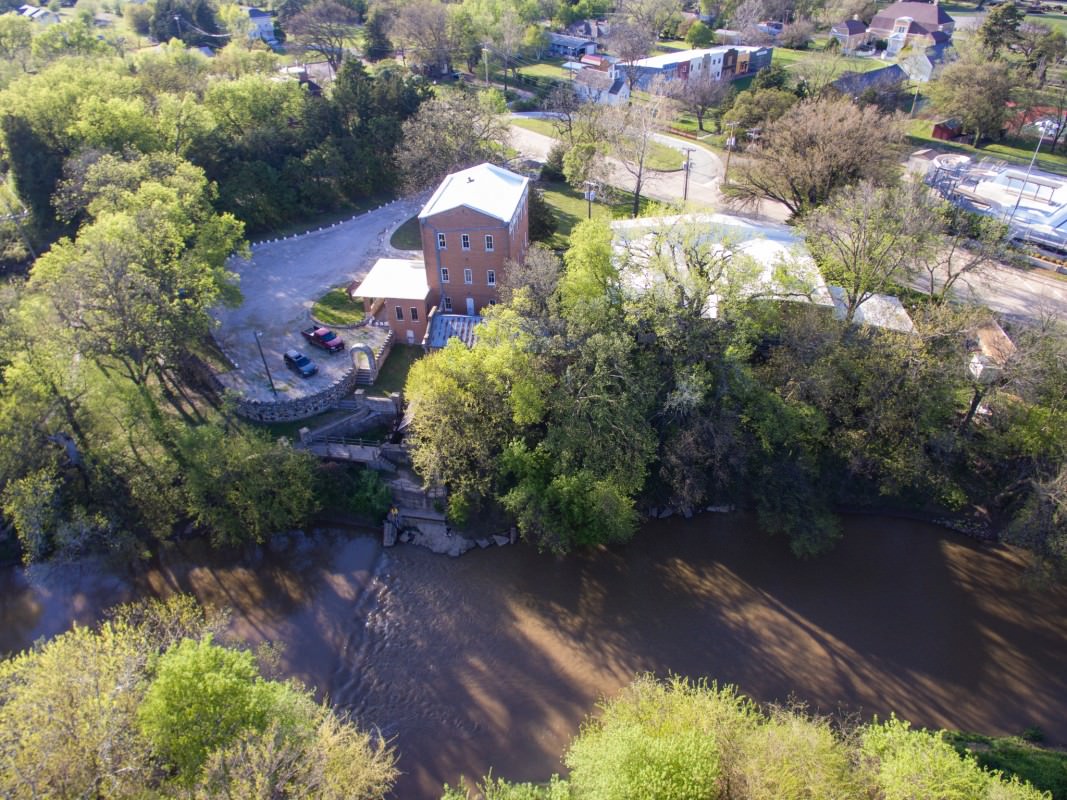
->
301, 326, 344, 353
283, 349, 318, 377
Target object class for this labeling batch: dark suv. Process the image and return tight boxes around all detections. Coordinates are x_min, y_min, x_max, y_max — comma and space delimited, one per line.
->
283, 350, 318, 378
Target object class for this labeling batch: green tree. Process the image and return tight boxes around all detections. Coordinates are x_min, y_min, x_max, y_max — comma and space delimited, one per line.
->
138, 636, 294, 780
979, 1, 1025, 57
178, 423, 320, 547
928, 56, 1018, 146
686, 19, 714, 46
721, 87, 797, 129
363, 6, 392, 60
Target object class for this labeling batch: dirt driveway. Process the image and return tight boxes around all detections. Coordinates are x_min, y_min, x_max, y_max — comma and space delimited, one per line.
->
212, 198, 424, 402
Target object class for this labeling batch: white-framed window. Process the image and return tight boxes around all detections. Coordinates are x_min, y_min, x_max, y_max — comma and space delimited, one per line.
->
395, 305, 404, 321
461, 233, 470, 250
410, 306, 419, 322
444, 296, 453, 311
487, 270, 496, 286
437, 232, 446, 250
441, 267, 449, 283
488, 299, 497, 306
484, 234, 494, 252
464, 268, 473, 285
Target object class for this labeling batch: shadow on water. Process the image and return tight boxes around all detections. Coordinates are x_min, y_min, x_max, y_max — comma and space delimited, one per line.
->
2, 515, 1067, 798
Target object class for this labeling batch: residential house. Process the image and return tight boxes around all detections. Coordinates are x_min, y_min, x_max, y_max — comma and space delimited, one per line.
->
565, 18, 610, 42
830, 18, 868, 52
353, 163, 530, 350
630, 45, 772, 90
574, 63, 629, 105
17, 4, 59, 24
830, 64, 908, 100
547, 32, 597, 58
351, 259, 431, 346
244, 6, 276, 44
901, 40, 955, 82
865, 0, 954, 56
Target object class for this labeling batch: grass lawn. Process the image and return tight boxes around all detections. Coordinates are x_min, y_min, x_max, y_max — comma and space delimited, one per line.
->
772, 47, 888, 75
944, 731, 1067, 799
390, 215, 422, 250
511, 117, 684, 170
540, 180, 671, 248
312, 286, 365, 326
906, 119, 1067, 176
517, 61, 570, 80
369, 344, 422, 396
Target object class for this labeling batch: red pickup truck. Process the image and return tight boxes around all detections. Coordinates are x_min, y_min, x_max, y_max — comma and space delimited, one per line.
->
301, 326, 345, 353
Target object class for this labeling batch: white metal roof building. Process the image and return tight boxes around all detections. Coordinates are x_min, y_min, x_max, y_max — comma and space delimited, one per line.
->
351, 258, 429, 301
418, 163, 530, 225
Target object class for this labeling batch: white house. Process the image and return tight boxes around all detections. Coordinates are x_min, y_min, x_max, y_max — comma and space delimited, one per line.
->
17, 4, 59, 24
574, 63, 629, 105
243, 6, 275, 43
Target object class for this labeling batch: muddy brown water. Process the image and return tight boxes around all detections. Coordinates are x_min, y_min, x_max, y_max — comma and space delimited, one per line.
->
3, 513, 1067, 798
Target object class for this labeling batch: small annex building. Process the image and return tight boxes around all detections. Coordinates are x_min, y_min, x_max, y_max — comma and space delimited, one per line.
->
351, 258, 430, 346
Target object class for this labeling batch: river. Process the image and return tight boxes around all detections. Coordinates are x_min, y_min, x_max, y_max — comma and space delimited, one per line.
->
2, 513, 1067, 798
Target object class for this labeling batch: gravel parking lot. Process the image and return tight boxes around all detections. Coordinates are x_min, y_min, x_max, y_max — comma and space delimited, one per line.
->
212, 198, 424, 402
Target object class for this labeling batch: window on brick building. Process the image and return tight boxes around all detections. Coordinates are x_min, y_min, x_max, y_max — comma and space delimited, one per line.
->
485, 234, 494, 252
464, 268, 472, 284
410, 306, 419, 321
461, 234, 470, 250
441, 267, 449, 283
487, 270, 495, 286
444, 296, 453, 311
437, 232, 446, 249
395, 305, 404, 321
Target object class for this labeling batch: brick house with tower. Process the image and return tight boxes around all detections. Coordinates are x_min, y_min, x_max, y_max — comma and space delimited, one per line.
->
353, 163, 530, 349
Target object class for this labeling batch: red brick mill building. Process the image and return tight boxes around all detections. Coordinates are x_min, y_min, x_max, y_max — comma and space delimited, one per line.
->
354, 163, 530, 348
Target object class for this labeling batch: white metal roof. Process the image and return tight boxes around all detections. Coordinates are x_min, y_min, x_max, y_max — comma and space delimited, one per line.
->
633, 46, 763, 70
352, 258, 429, 301
419, 163, 529, 224
829, 287, 915, 333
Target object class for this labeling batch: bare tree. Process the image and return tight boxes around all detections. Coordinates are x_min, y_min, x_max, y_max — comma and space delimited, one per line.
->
397, 90, 511, 191
609, 19, 656, 92
617, 0, 681, 37
286, 0, 359, 74
663, 72, 731, 132
493, 8, 524, 95
545, 84, 581, 144
910, 200, 1007, 302
800, 180, 937, 322
727, 97, 904, 218
389, 0, 454, 77
604, 96, 669, 217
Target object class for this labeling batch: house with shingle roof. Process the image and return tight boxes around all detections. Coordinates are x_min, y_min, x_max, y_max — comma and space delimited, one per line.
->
866, 0, 954, 55
830, 18, 869, 52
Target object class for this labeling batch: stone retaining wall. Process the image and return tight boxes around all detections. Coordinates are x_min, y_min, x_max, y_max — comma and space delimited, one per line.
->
234, 367, 361, 422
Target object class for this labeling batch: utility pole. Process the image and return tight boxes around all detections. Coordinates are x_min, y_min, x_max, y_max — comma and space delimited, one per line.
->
584, 181, 596, 219
254, 331, 278, 398
483, 46, 490, 87
723, 121, 739, 184
682, 147, 695, 202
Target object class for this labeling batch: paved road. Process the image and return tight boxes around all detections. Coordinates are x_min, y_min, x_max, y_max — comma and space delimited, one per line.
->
212, 198, 424, 402
945, 263, 1067, 323
509, 113, 790, 221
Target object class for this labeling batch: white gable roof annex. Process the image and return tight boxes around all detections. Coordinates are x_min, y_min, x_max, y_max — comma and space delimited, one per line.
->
419, 163, 529, 224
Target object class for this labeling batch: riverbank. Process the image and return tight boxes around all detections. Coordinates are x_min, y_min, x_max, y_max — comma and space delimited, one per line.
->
3, 513, 1067, 798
